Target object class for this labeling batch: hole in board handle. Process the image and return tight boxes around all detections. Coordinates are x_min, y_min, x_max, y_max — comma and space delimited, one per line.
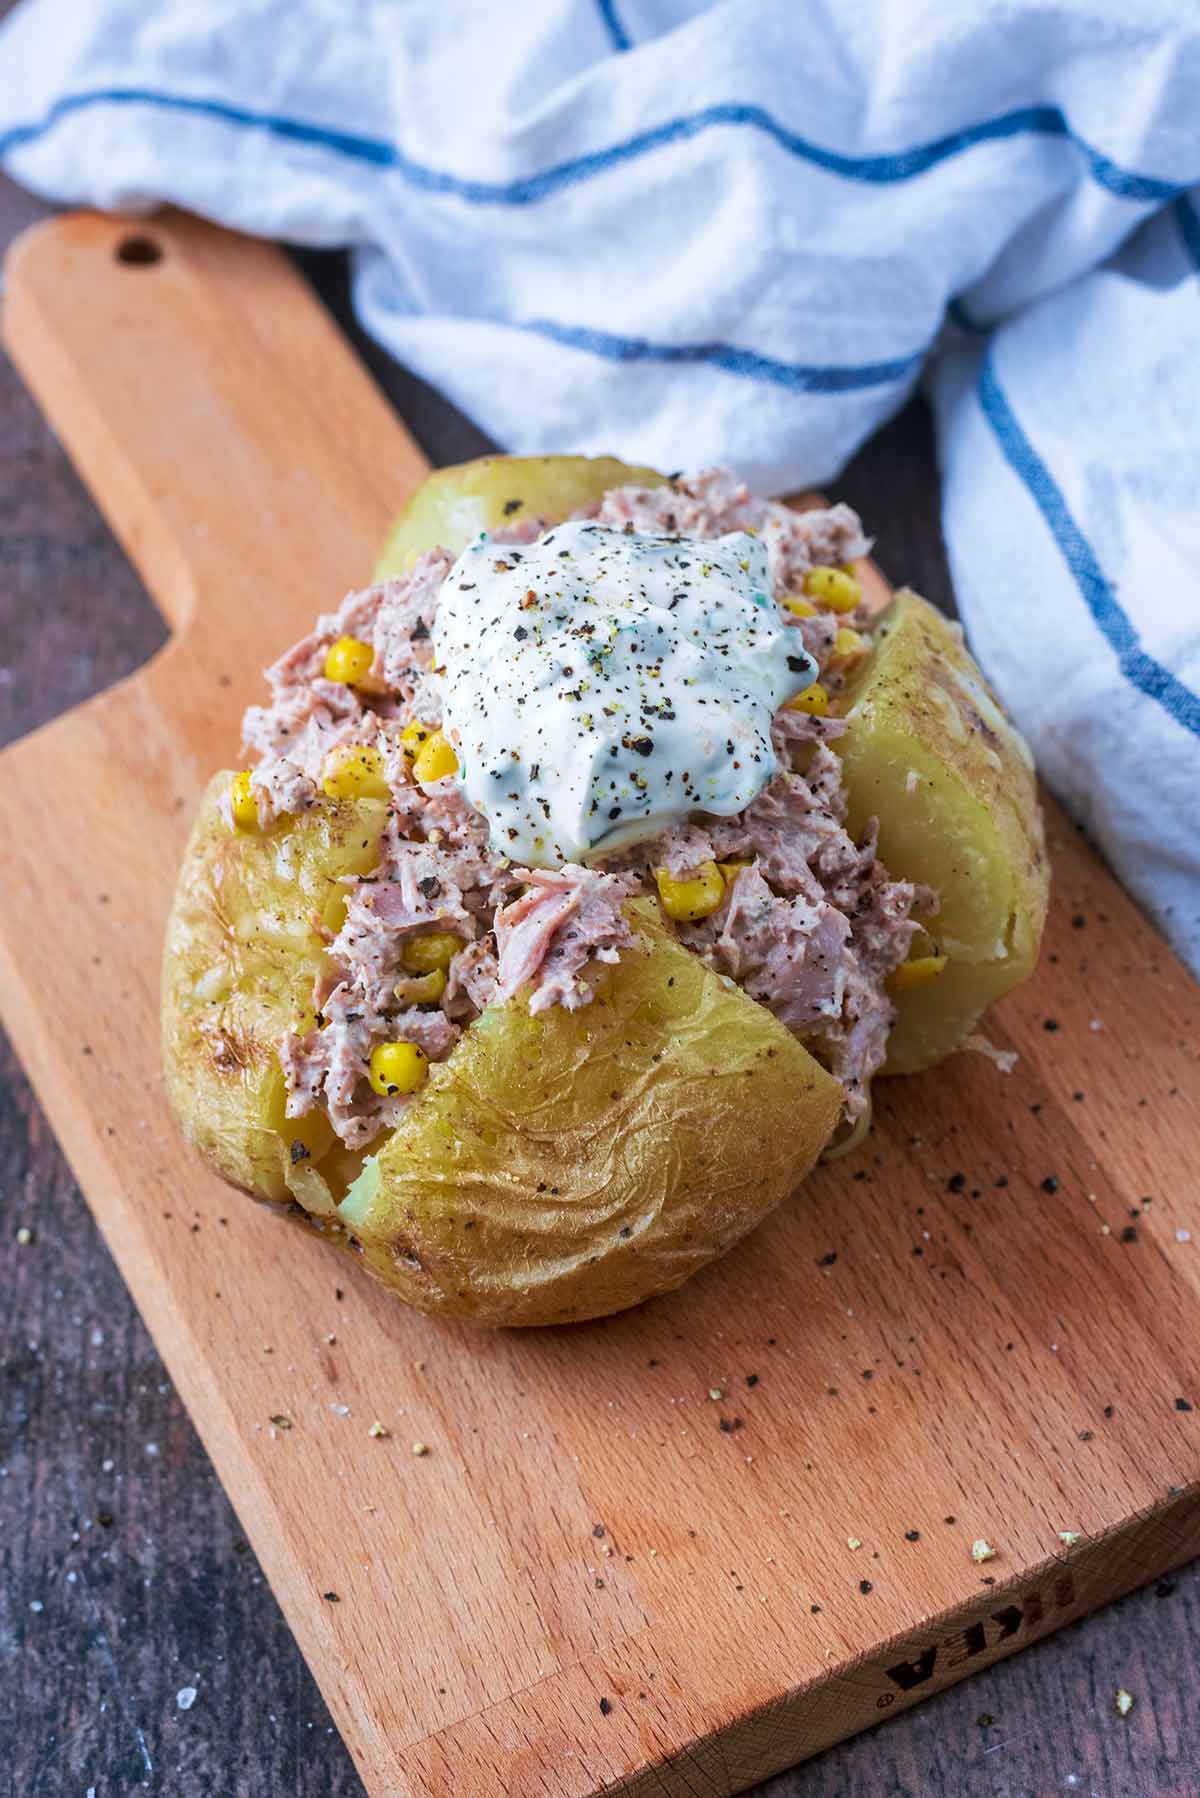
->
115, 234, 164, 268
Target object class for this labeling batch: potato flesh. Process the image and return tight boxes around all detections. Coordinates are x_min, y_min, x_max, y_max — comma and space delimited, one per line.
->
835, 589, 1048, 1072
373, 453, 665, 576
339, 902, 841, 1325
161, 780, 386, 1200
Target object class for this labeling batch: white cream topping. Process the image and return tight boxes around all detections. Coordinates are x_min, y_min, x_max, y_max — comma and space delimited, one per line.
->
433, 520, 817, 865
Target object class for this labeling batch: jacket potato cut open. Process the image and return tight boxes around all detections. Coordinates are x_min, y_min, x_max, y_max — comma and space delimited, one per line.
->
373, 453, 665, 575
834, 589, 1049, 1072
163, 452, 1047, 1326
337, 900, 841, 1325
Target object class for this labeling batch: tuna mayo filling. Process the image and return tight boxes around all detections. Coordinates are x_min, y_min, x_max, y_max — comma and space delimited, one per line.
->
238, 469, 930, 1149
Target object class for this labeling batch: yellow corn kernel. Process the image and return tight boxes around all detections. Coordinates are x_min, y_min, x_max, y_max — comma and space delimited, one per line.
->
402, 931, 462, 975
655, 860, 725, 923
413, 729, 458, 783
321, 743, 390, 801
783, 595, 817, 618
717, 860, 749, 883
888, 953, 948, 992
393, 967, 447, 1006
834, 627, 867, 661
323, 635, 375, 685
804, 566, 862, 613
786, 682, 829, 716
367, 1040, 428, 1097
230, 770, 259, 830
400, 718, 431, 751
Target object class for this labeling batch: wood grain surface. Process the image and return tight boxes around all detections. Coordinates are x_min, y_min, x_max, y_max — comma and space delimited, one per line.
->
1, 179, 1199, 1798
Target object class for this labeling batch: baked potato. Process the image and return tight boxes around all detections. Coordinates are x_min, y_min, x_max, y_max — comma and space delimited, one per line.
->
163, 453, 1046, 1325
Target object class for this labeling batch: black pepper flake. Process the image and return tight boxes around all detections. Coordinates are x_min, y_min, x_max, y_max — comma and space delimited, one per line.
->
859, 1579, 873, 1594
718, 1417, 744, 1433
1078, 1430, 1094, 1442
1041, 1175, 1060, 1194
786, 655, 809, 673
514, 625, 529, 640
947, 1173, 966, 1193
978, 1712, 995, 1727
746, 1374, 759, 1388
502, 498, 523, 516
1156, 1579, 1176, 1597
593, 1523, 605, 1538
599, 1697, 613, 1716
323, 1591, 340, 1603
810, 1603, 822, 1614
1120, 1225, 1139, 1244
905, 1529, 920, 1542
818, 1250, 838, 1266
1175, 1397, 1193, 1412
411, 619, 430, 641
417, 876, 442, 899
1043, 1017, 1060, 1032
1103, 1404, 1114, 1417
290, 1140, 311, 1164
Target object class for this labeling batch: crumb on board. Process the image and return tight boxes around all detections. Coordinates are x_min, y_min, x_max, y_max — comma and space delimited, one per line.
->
1115, 1688, 1135, 1717
1059, 1530, 1082, 1547
368, 1421, 390, 1439
971, 1538, 997, 1564
847, 1536, 862, 1551
412, 1440, 429, 1456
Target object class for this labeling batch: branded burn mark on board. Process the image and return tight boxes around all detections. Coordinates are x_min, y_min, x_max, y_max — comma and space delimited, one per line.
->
879, 1573, 1076, 1702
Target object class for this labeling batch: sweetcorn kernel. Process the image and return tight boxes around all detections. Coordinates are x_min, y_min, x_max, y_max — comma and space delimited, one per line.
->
655, 861, 725, 923
887, 953, 948, 992
367, 1040, 428, 1097
834, 627, 867, 661
393, 967, 448, 1006
413, 730, 458, 783
321, 744, 390, 801
803, 566, 862, 613
323, 636, 375, 685
783, 595, 817, 618
402, 932, 461, 975
786, 682, 829, 716
230, 770, 259, 830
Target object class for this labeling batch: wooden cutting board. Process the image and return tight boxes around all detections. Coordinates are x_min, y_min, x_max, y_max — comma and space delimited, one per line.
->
2, 208, 1199, 1798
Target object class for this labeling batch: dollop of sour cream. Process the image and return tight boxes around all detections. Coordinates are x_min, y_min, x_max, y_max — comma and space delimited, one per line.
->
433, 520, 817, 866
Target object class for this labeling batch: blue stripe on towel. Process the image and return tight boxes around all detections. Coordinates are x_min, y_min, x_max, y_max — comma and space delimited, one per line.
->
978, 350, 1200, 738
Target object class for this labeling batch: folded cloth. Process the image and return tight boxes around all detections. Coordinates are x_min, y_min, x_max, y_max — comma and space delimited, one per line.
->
2, 0, 1197, 968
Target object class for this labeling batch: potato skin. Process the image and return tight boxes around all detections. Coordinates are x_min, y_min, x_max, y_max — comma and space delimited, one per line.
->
373, 453, 665, 576
161, 777, 386, 1201
835, 589, 1049, 1072
338, 902, 842, 1325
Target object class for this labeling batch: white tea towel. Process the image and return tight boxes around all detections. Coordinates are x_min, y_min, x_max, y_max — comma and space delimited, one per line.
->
2, 0, 1198, 967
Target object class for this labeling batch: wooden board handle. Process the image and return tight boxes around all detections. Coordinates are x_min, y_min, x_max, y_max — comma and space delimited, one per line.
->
2, 209, 430, 650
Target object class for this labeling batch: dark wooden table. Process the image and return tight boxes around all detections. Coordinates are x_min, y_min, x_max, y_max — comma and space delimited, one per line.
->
1, 168, 1197, 1798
